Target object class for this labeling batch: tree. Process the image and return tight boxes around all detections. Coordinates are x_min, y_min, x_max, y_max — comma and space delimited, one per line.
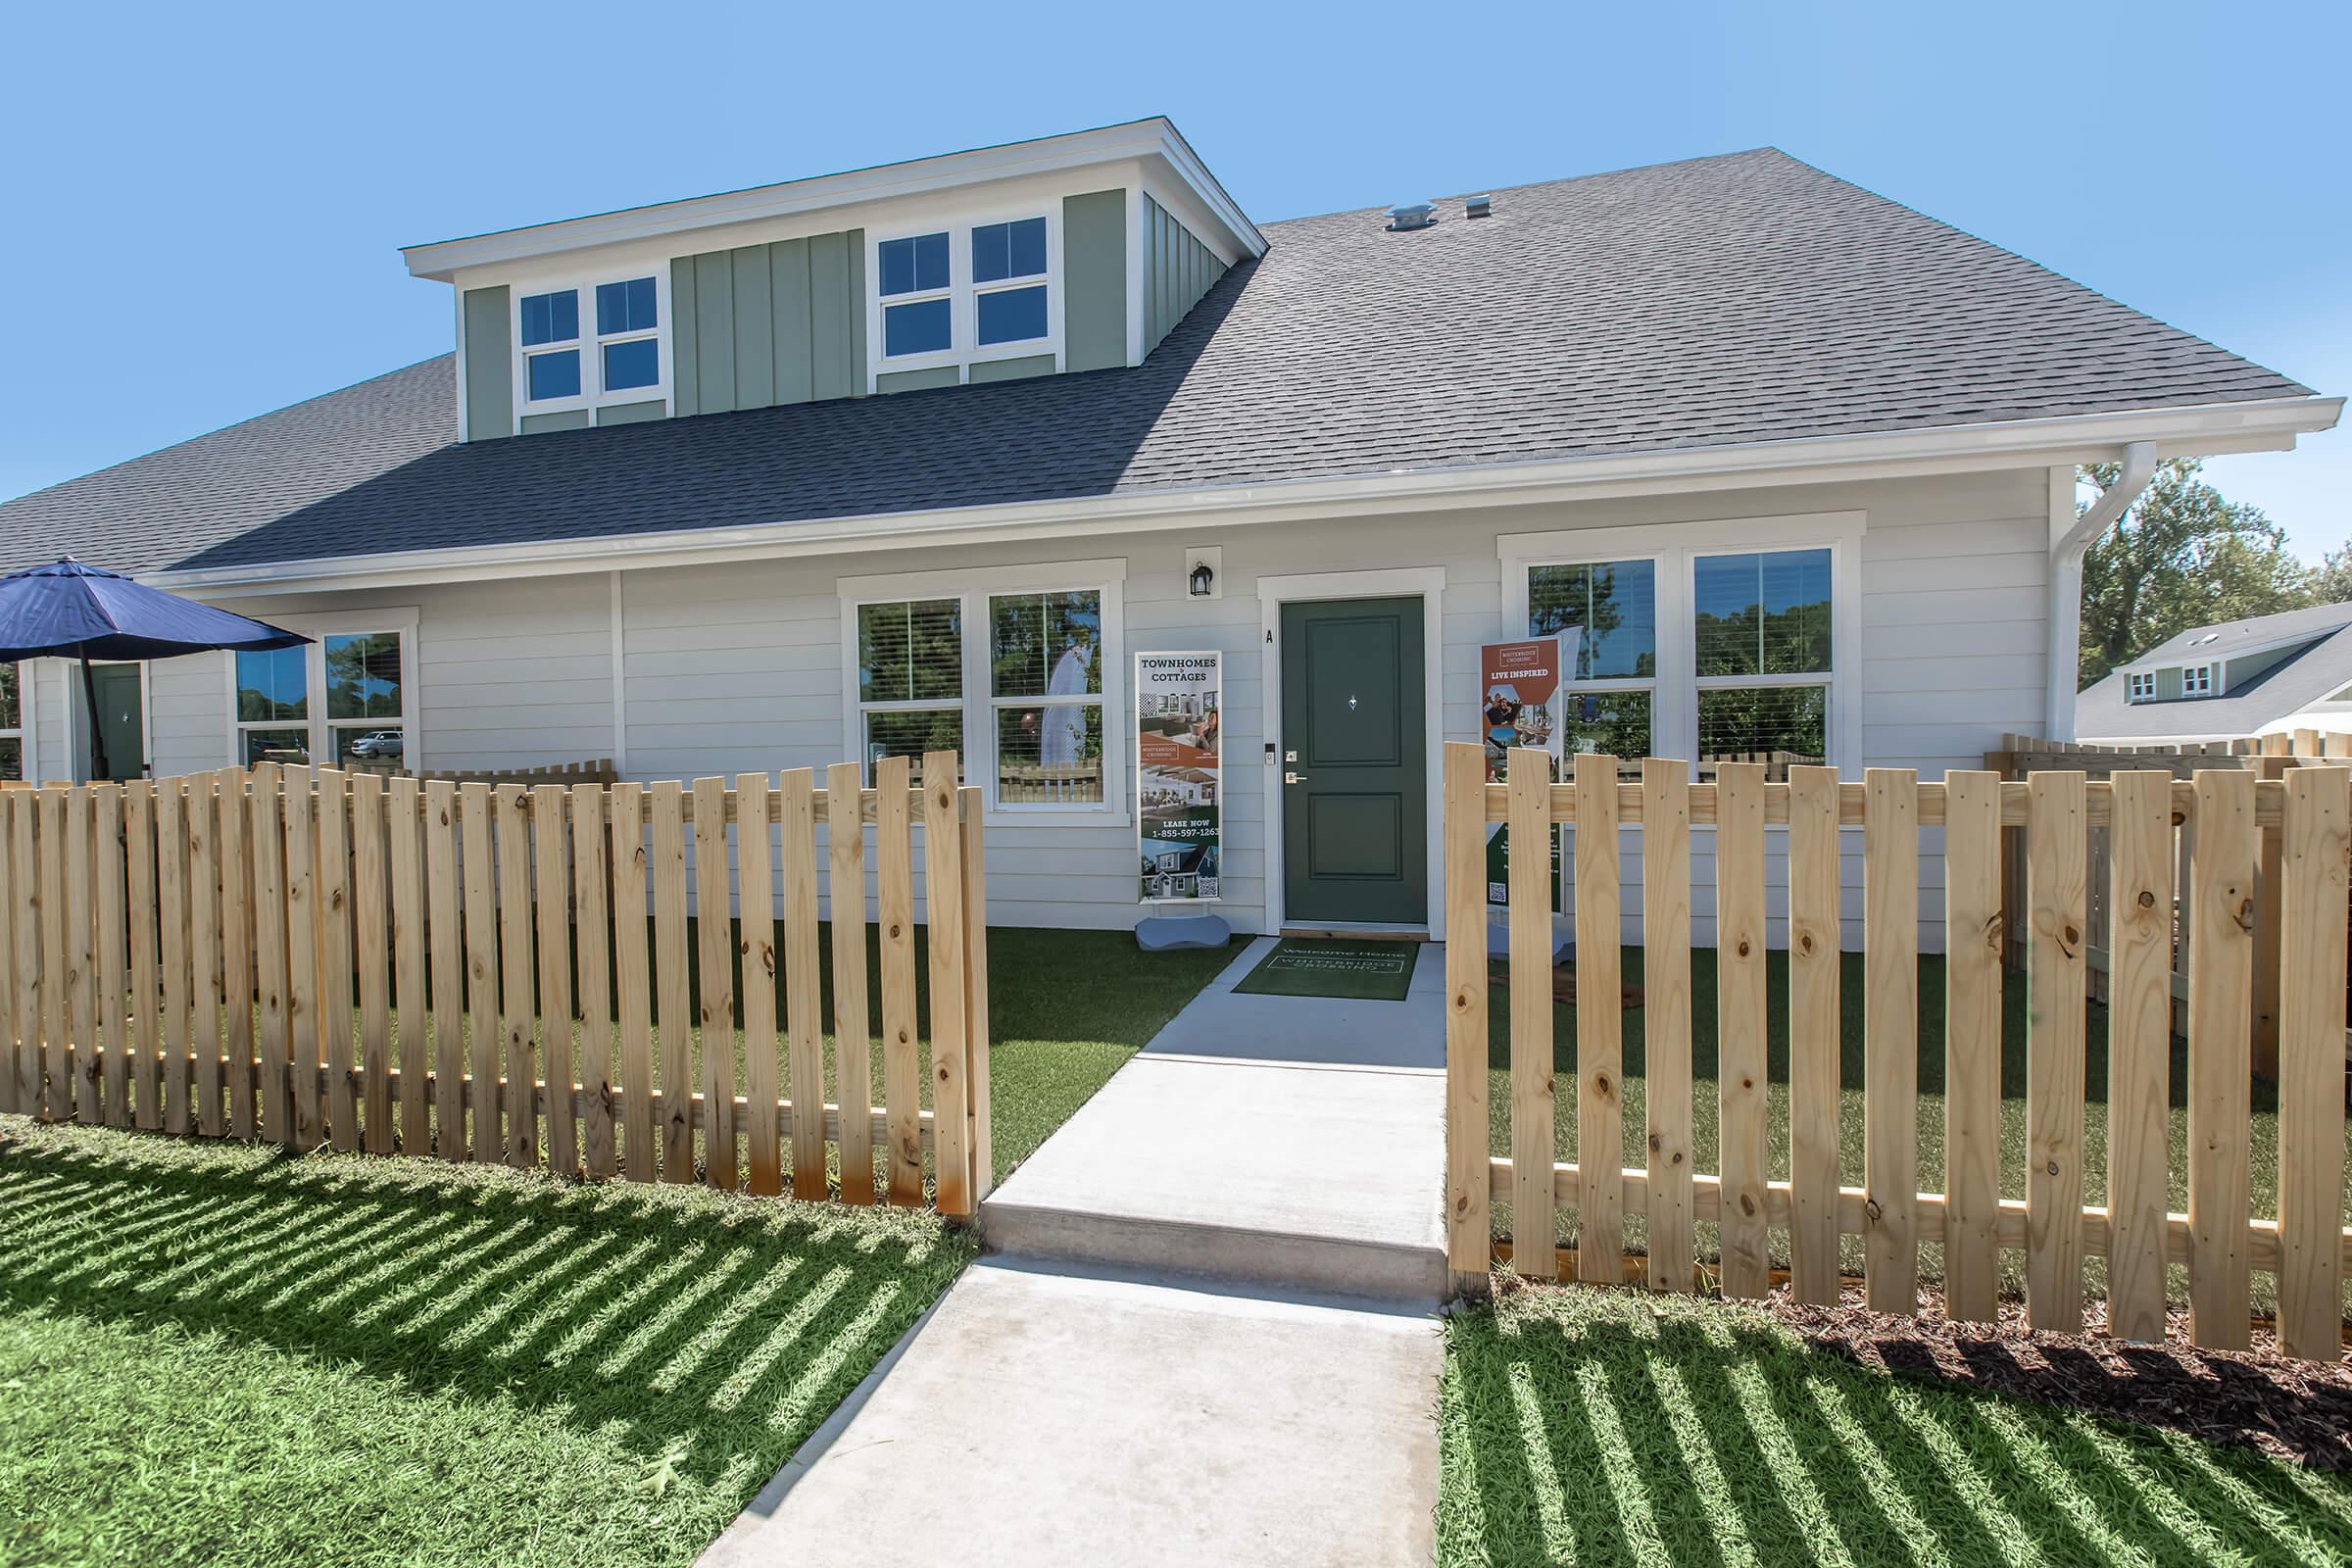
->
2310, 542, 2352, 608
2077, 458, 2311, 687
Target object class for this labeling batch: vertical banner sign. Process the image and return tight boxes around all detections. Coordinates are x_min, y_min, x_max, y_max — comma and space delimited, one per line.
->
1480, 637, 1565, 909
1136, 652, 1222, 902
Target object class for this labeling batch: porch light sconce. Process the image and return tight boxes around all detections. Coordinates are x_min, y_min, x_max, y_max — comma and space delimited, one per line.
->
1186, 545, 1222, 601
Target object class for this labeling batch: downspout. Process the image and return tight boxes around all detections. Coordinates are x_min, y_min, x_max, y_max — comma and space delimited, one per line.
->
2046, 441, 2157, 741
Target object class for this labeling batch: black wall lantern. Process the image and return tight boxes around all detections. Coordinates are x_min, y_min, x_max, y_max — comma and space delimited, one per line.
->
1189, 560, 1215, 598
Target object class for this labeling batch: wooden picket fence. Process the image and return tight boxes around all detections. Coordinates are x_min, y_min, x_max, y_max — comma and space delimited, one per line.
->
1444, 742, 2352, 1362
0, 750, 991, 1216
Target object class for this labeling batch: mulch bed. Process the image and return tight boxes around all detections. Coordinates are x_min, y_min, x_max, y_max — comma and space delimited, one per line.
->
1760, 1283, 2352, 1471
1486, 959, 1644, 1010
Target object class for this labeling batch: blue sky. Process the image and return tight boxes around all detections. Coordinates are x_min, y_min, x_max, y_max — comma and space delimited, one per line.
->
4, 2, 2343, 554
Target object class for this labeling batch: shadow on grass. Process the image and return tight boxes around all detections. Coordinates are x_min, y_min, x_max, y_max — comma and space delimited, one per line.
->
1441, 1287, 2352, 1568
0, 1122, 970, 1531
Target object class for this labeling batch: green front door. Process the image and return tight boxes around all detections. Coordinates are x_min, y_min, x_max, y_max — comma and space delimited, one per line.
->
88, 663, 143, 781
1280, 596, 1427, 925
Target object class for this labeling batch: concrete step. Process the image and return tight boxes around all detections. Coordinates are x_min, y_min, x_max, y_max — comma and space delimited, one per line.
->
982, 1197, 1449, 1303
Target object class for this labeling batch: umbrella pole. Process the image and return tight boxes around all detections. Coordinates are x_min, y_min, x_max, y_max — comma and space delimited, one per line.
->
77, 645, 111, 782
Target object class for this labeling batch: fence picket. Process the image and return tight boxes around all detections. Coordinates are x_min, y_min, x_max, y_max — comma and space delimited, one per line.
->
609, 784, 655, 1182
151, 780, 189, 1135
1640, 760, 1691, 1293
283, 770, 321, 1150
93, 785, 127, 1131
2277, 766, 2349, 1361
8, 792, 38, 1115
1506, 745, 1554, 1280
780, 769, 827, 1200
216, 771, 254, 1141
1444, 745, 1492, 1289
495, 785, 538, 1171
735, 773, 782, 1197
424, 780, 465, 1159
827, 763, 875, 1204
64, 786, 97, 1124
2025, 770, 2088, 1331
1572, 753, 1623, 1283
1715, 762, 1769, 1299
353, 773, 393, 1153
877, 755, 922, 1205
2104, 770, 2174, 1342
1861, 767, 1919, 1313
533, 784, 578, 1178
388, 776, 427, 1154
959, 785, 992, 1204
317, 770, 357, 1152
2187, 768, 2255, 1351
179, 779, 218, 1136
1787, 764, 1842, 1305
0, 795, 17, 1116
691, 776, 738, 1190
922, 753, 973, 1219
459, 781, 499, 1163
248, 776, 290, 1144
570, 785, 617, 1180
650, 781, 693, 1183
1941, 770, 2003, 1323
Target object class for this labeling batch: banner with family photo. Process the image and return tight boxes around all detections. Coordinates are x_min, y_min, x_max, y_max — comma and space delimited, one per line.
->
1480, 636, 1565, 909
1135, 651, 1221, 902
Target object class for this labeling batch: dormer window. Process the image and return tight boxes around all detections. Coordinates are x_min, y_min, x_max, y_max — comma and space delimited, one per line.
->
2127, 671, 2155, 702
869, 213, 1058, 387
514, 273, 666, 420
2182, 662, 2217, 696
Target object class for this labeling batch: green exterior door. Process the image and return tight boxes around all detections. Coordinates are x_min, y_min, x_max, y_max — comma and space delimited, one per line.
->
88, 663, 143, 781
1280, 596, 1427, 925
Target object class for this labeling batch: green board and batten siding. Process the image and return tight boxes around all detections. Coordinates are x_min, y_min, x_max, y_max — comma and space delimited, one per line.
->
462, 286, 513, 440
672, 230, 868, 416
1143, 194, 1227, 357
1061, 189, 1127, 373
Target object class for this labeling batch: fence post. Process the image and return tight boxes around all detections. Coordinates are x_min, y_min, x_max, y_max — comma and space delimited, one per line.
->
2251, 755, 2290, 1078
1443, 742, 1491, 1296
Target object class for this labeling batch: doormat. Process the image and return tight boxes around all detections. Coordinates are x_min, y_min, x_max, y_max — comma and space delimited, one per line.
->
1234, 938, 1418, 1002
1487, 959, 1645, 1010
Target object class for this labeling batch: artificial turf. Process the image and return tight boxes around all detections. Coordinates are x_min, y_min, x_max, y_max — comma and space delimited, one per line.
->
1439, 1281, 2352, 1568
1489, 947, 2343, 1314
0, 1119, 975, 1568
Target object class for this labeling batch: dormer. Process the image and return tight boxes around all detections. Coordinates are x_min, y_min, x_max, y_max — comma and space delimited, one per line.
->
402, 118, 1263, 441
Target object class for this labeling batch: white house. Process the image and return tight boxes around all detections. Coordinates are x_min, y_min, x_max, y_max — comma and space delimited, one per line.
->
1, 120, 2340, 948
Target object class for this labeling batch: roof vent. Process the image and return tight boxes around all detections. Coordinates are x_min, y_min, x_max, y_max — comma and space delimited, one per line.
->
1465, 194, 1493, 220
1387, 201, 1436, 232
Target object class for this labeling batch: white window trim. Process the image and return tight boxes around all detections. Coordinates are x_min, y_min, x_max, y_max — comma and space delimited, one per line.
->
510, 270, 672, 423
1, 660, 27, 781
1501, 511, 1865, 778
1521, 552, 1667, 755
863, 202, 1065, 390
836, 559, 1125, 827
221, 608, 421, 769
2127, 670, 2156, 702
2181, 662, 2219, 696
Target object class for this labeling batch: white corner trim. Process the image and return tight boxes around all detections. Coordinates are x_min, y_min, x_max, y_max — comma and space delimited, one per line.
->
609, 570, 628, 777
1256, 565, 1448, 939
141, 396, 2341, 601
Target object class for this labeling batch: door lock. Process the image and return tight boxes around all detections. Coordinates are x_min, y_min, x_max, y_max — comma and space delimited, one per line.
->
1284, 771, 1306, 785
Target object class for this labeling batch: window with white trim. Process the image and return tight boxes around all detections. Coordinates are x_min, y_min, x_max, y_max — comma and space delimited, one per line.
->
1527, 559, 1656, 758
1692, 548, 1833, 765
234, 628, 413, 766
872, 213, 1055, 382
2181, 662, 2216, 696
2127, 670, 2156, 702
847, 569, 1119, 813
516, 273, 664, 416
0, 662, 23, 780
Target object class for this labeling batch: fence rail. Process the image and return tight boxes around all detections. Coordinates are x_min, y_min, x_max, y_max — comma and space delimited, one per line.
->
1445, 744, 2352, 1362
0, 751, 990, 1216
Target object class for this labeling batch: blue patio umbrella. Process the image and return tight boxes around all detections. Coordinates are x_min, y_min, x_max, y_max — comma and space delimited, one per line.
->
0, 557, 309, 780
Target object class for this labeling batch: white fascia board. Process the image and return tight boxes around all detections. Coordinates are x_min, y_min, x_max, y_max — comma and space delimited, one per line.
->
141, 394, 2343, 599
404, 119, 1262, 281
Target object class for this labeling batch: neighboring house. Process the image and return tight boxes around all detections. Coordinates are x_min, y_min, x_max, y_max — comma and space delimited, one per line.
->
0, 120, 2341, 947
2076, 601, 2352, 745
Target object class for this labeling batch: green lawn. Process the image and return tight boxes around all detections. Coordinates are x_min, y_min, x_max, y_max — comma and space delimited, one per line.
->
0, 1119, 974, 1568
1441, 1283, 2352, 1568
1490, 947, 2346, 1314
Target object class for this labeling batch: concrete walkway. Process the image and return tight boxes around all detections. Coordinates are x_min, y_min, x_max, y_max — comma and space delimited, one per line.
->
701, 938, 1450, 1567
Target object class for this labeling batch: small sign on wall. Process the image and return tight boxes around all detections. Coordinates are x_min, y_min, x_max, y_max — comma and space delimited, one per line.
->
1136, 651, 1221, 903
1480, 636, 1565, 911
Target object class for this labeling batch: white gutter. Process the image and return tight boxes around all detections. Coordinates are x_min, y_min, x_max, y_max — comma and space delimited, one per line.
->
2046, 441, 2157, 742
141, 396, 2336, 599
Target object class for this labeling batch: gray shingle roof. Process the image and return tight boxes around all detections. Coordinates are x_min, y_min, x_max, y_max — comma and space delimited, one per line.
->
0, 148, 2320, 577
2076, 603, 2352, 741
